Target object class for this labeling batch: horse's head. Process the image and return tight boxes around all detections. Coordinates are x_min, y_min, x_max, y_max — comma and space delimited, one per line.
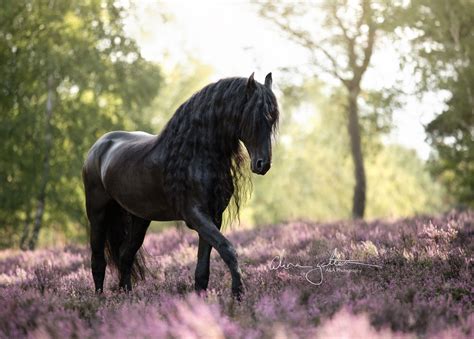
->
240, 72, 279, 175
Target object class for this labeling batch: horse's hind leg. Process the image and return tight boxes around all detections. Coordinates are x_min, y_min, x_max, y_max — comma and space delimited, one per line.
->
85, 186, 111, 293
90, 215, 107, 293
118, 213, 150, 291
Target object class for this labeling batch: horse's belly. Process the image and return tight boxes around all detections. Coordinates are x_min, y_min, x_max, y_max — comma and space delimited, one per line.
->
102, 168, 175, 221
107, 179, 177, 221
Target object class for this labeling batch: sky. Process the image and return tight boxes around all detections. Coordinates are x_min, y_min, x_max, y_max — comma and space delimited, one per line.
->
124, 0, 449, 160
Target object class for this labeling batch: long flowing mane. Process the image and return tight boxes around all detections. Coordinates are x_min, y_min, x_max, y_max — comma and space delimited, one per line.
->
157, 77, 279, 223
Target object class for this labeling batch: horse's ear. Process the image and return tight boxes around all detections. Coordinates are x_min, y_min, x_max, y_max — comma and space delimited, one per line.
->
264, 72, 272, 89
246, 72, 256, 94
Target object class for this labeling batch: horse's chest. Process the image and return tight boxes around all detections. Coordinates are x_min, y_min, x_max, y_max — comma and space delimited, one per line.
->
210, 176, 233, 204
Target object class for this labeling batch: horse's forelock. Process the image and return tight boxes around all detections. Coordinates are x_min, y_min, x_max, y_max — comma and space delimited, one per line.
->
241, 84, 279, 142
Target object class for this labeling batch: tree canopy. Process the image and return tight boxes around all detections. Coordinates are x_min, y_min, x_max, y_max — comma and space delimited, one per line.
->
0, 0, 162, 248
398, 0, 473, 207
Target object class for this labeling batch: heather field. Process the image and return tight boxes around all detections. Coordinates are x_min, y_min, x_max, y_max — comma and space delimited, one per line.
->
0, 211, 472, 338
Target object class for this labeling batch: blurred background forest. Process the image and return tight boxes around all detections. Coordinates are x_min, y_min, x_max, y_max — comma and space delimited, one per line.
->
0, 0, 472, 249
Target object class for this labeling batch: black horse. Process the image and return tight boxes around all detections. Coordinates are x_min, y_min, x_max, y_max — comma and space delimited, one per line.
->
82, 73, 279, 299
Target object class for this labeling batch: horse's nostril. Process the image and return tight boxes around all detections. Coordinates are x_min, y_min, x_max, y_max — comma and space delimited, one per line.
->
256, 159, 263, 170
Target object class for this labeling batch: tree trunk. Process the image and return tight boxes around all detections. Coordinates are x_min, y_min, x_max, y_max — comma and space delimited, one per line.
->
347, 88, 366, 219
28, 75, 55, 250
19, 207, 32, 250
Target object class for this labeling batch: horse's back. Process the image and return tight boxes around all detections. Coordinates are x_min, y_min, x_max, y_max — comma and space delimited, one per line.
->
82, 131, 156, 187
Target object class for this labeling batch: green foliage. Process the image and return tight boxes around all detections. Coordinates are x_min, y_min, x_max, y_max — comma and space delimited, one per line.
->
399, 0, 474, 207
145, 59, 214, 132
365, 145, 446, 218
0, 0, 162, 248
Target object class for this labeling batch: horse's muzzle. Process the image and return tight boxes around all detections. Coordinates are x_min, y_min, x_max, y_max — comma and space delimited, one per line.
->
252, 159, 271, 175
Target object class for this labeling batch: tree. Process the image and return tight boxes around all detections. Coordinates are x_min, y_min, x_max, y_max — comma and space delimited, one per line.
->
0, 0, 162, 249
256, 0, 399, 218
244, 79, 444, 225
400, 0, 474, 206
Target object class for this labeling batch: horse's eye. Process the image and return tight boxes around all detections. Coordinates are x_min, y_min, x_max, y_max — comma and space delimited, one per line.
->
264, 112, 273, 124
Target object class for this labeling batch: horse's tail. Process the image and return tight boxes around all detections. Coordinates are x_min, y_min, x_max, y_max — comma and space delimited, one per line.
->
104, 202, 148, 282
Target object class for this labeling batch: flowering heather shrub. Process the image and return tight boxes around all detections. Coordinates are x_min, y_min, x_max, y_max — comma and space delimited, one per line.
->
0, 210, 472, 338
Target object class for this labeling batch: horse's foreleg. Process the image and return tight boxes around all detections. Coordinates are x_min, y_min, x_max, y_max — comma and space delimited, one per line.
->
194, 215, 222, 293
195, 236, 212, 292
186, 209, 244, 299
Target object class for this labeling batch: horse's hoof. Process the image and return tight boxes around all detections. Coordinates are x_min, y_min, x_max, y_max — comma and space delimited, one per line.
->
118, 285, 132, 293
232, 285, 245, 301
232, 290, 243, 302
195, 289, 208, 298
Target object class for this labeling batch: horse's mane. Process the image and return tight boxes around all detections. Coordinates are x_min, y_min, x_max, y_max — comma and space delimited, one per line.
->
157, 77, 279, 224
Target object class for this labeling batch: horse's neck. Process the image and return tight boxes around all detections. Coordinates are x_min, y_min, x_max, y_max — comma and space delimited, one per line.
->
154, 120, 238, 164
